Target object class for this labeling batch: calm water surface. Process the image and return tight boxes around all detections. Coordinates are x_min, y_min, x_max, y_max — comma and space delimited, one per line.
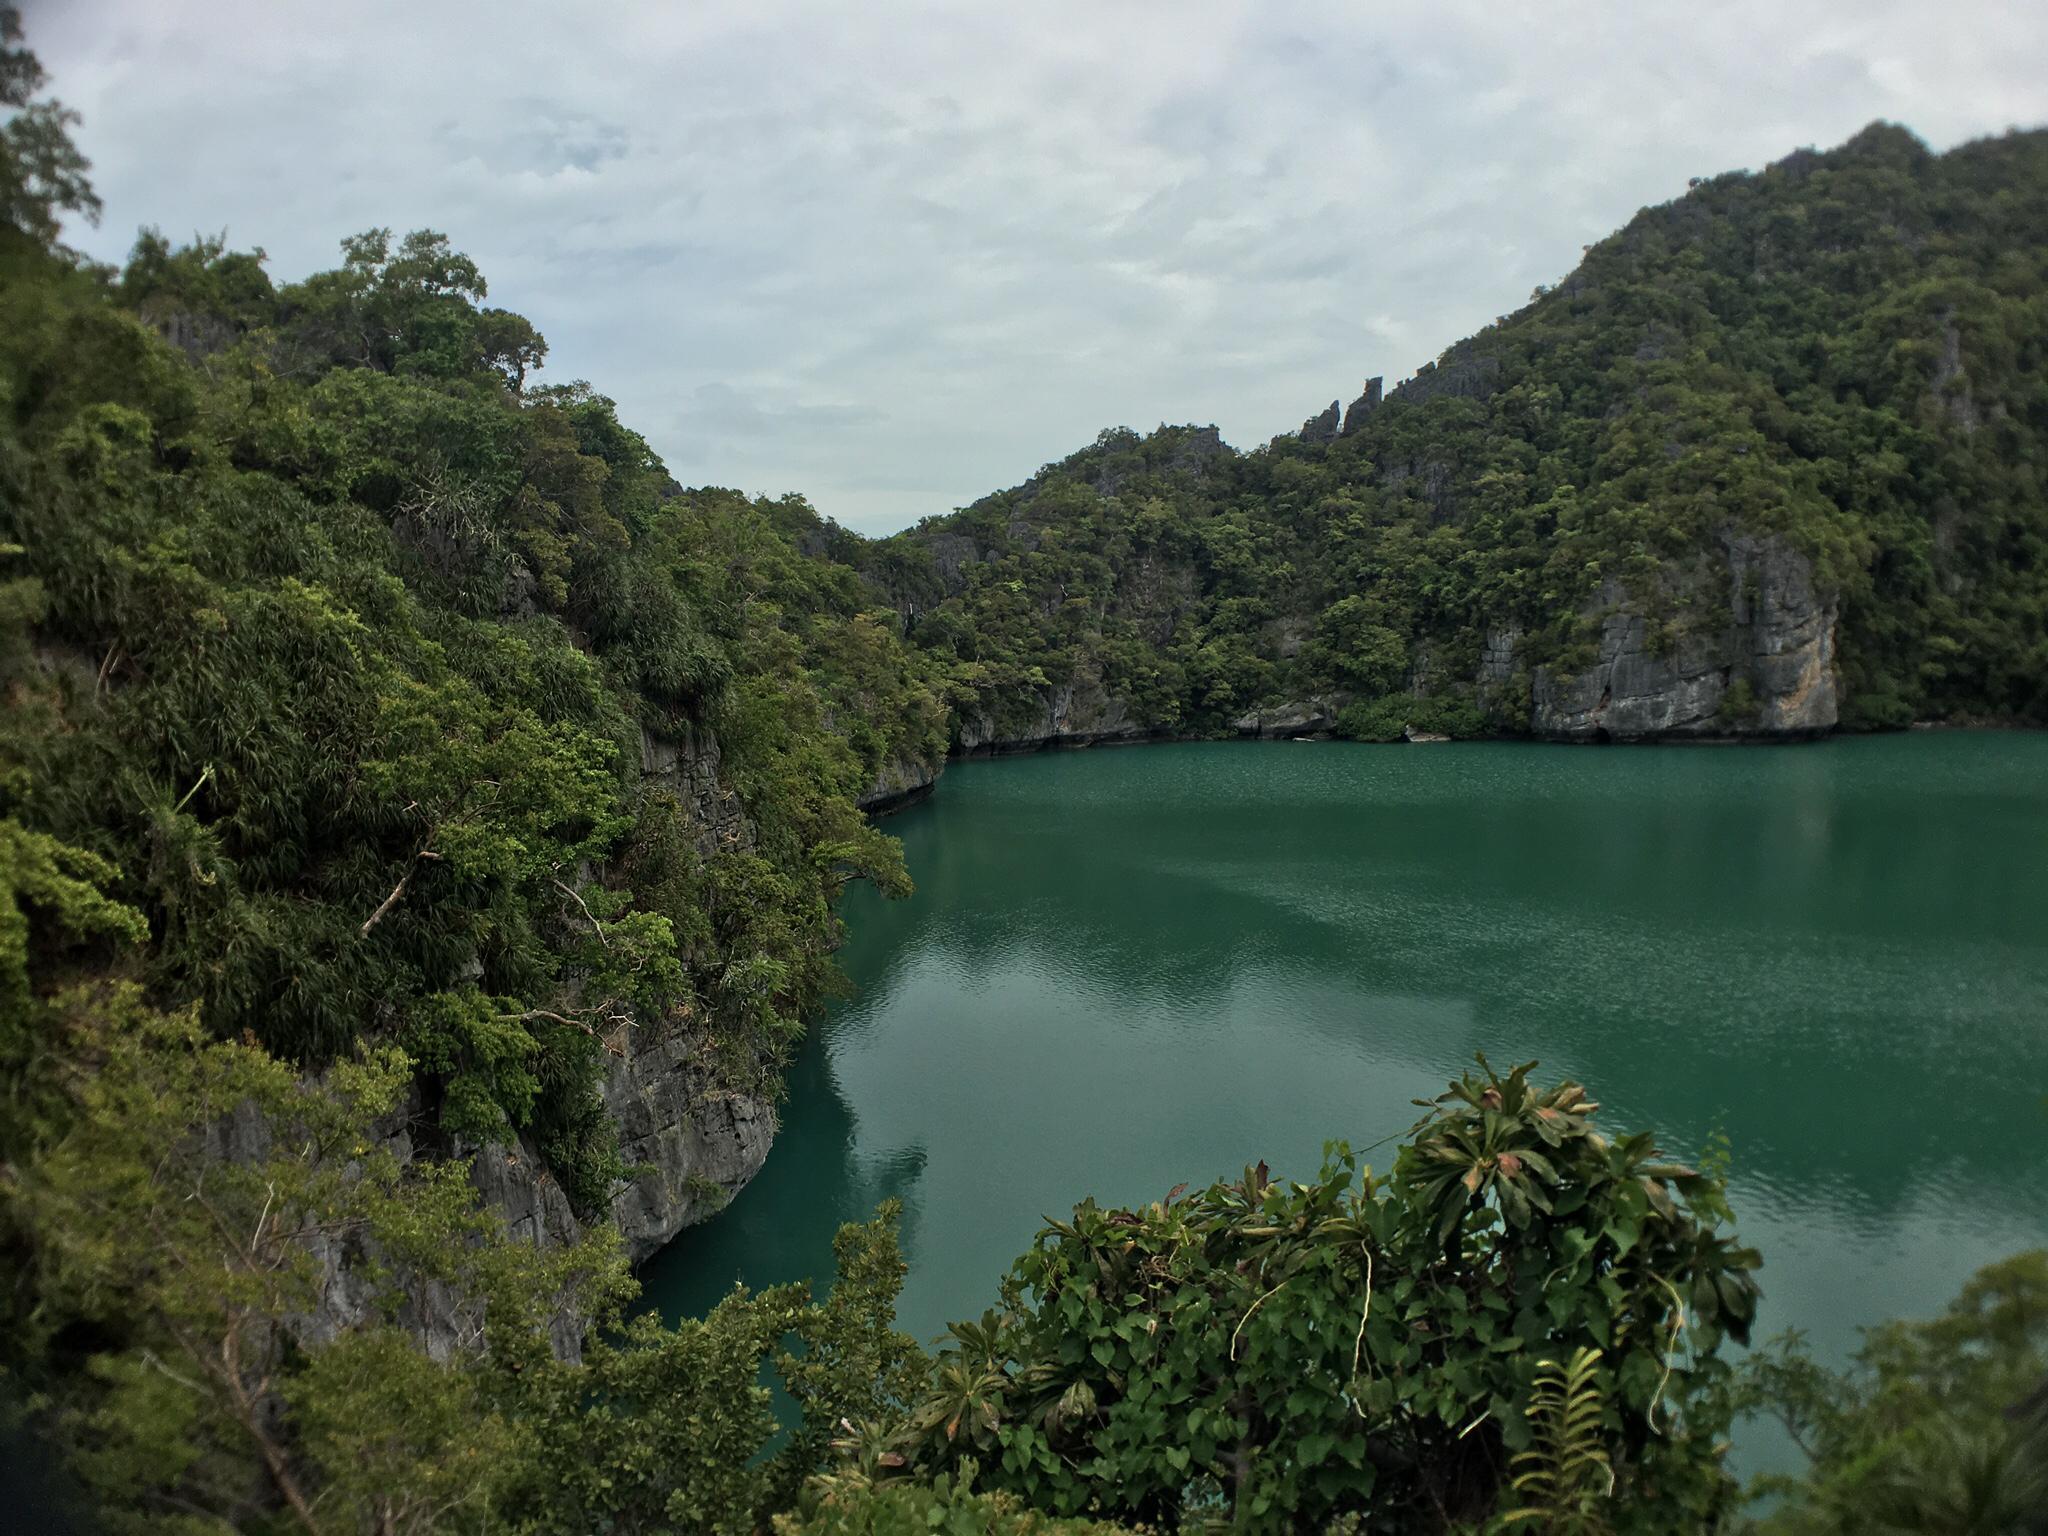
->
640, 736, 2048, 1474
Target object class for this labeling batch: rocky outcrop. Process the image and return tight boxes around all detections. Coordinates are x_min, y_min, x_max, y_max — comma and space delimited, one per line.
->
955, 672, 1162, 754
640, 722, 753, 857
457, 1017, 773, 1336
247, 719, 777, 1359
926, 532, 984, 595
219, 1008, 775, 1363
587, 726, 776, 1259
1298, 400, 1342, 445
206, 1085, 506, 1364
1530, 534, 1838, 740
598, 1023, 776, 1261
1474, 624, 1526, 719
1477, 625, 1522, 690
1341, 377, 1383, 435
146, 307, 240, 361
857, 752, 942, 813
1380, 456, 1458, 519
1934, 309, 1984, 433
1168, 424, 1228, 471
1393, 352, 1503, 407
1232, 698, 1342, 739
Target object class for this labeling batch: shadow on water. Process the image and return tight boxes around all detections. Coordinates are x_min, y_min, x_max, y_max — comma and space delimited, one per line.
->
635, 735, 2048, 1480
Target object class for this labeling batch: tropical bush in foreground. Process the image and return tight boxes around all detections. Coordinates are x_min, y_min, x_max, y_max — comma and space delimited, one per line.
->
10, 979, 2040, 1534
853, 1058, 1759, 1532
12, 1020, 1764, 1533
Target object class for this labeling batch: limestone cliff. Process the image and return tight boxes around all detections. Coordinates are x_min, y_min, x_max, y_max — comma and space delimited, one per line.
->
483, 722, 778, 1265
1527, 534, 1838, 740
1230, 698, 1344, 738
1339, 377, 1383, 436
638, 721, 754, 857
263, 720, 776, 1357
857, 753, 941, 813
954, 669, 1164, 754
1297, 400, 1342, 446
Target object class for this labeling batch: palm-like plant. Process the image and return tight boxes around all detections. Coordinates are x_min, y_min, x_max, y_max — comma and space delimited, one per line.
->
901, 1311, 1013, 1458
1402, 1056, 1599, 1241
1855, 1416, 2048, 1535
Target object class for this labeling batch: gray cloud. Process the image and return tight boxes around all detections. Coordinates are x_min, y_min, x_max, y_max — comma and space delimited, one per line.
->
25, 0, 2048, 534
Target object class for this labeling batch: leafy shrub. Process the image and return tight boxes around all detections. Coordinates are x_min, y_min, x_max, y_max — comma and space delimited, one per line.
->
880, 1058, 1758, 1531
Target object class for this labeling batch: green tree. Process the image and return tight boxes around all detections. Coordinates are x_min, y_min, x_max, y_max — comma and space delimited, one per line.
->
6, 986, 923, 1536
0, 6, 99, 249
1743, 1251, 2048, 1534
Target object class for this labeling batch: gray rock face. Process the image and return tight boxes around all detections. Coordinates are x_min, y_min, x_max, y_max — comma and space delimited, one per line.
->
915, 532, 982, 598
1393, 352, 1502, 407
220, 1008, 776, 1364
1379, 457, 1458, 518
640, 723, 754, 857
1477, 625, 1522, 688
1171, 425, 1228, 469
239, 720, 778, 1361
454, 1010, 775, 1341
856, 752, 941, 813
955, 672, 1159, 754
1474, 624, 1526, 720
202, 1086, 490, 1364
1232, 698, 1342, 739
1298, 400, 1342, 445
1530, 534, 1837, 740
1934, 310, 1983, 433
597, 1020, 776, 1262
1341, 377, 1383, 435
149, 308, 240, 360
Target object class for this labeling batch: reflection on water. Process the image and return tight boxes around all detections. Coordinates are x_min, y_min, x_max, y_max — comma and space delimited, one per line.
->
639, 735, 2048, 1477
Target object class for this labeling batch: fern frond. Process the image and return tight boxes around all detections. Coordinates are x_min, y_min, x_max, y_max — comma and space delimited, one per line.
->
1503, 1347, 1614, 1535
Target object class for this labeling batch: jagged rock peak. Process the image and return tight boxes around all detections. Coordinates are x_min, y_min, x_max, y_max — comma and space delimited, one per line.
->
1299, 399, 1341, 445
1393, 352, 1502, 407
1341, 377, 1383, 435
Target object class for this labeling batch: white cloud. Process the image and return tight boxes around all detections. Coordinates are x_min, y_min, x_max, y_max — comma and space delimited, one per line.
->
25, 0, 2048, 533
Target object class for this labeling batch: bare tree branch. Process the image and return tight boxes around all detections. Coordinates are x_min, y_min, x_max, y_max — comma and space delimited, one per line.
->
496, 1005, 630, 1057
359, 843, 441, 938
553, 877, 608, 948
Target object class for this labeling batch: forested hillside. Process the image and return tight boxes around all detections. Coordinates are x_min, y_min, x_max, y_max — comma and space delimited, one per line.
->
858, 123, 2048, 746
0, 9, 957, 1516
2, 173, 957, 1196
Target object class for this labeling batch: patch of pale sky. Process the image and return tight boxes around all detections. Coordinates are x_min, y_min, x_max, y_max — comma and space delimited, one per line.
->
23, 0, 2048, 533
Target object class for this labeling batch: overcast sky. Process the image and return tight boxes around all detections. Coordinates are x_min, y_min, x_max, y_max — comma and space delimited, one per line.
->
26, 2, 2048, 535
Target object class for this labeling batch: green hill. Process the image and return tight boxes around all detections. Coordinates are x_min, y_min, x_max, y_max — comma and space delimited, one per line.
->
854, 122, 2048, 747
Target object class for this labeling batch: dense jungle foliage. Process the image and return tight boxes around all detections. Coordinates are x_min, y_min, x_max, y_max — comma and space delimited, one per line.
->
0, 84, 950, 1214
4, 12, 2045, 1532
853, 121, 2048, 742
